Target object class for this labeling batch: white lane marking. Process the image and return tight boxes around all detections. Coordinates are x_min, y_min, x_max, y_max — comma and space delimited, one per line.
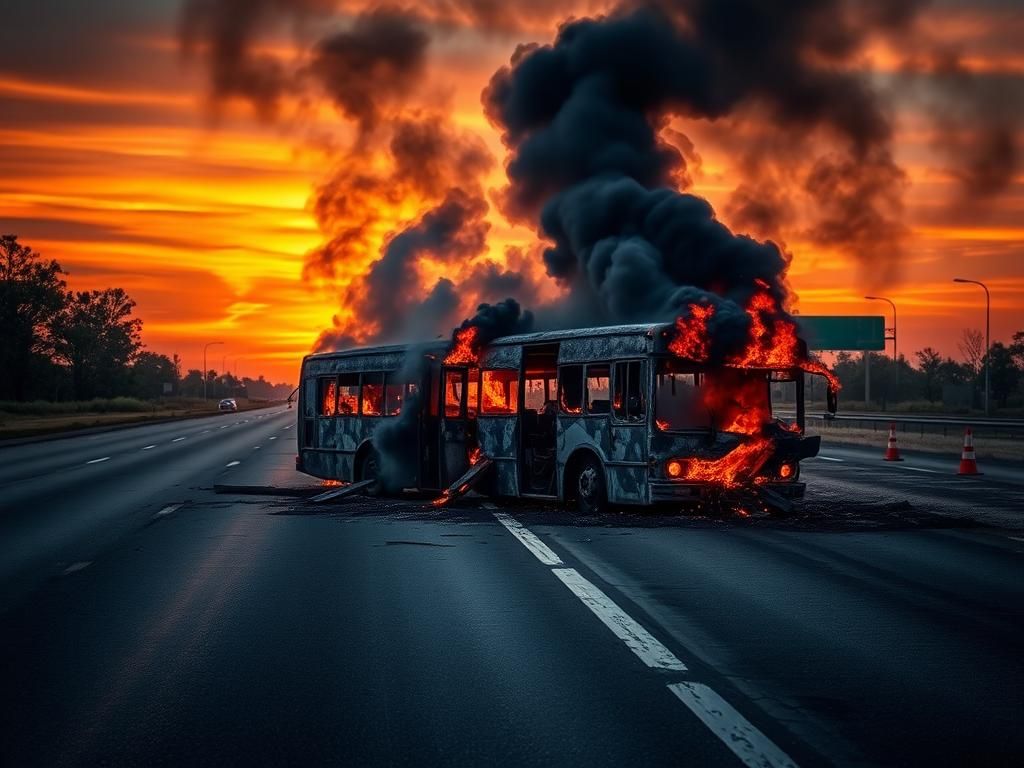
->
268, 436, 277, 441
253, 446, 261, 450
171, 436, 186, 443
553, 568, 687, 672
493, 512, 563, 565
896, 466, 939, 474
668, 683, 797, 768
202, 429, 211, 434
219, 425, 229, 430
816, 456, 844, 462
225, 461, 241, 467
155, 503, 183, 518
141, 444, 156, 451
282, 425, 293, 430
1007, 536, 1024, 543
62, 561, 92, 575
86, 457, 110, 464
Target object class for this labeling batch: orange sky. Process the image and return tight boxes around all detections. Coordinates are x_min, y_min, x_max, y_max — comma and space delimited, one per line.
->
1, 1, 1022, 384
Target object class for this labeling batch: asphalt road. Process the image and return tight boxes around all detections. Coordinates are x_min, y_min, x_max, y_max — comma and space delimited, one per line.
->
1, 412, 1022, 767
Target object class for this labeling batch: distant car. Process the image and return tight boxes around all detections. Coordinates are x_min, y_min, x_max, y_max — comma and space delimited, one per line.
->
218, 398, 238, 412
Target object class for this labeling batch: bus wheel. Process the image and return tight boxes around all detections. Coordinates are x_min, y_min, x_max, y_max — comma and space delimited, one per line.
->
359, 450, 382, 497
573, 456, 607, 516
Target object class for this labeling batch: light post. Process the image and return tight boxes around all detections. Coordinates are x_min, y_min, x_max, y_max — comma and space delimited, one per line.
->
865, 295, 897, 404
203, 341, 224, 400
953, 278, 990, 415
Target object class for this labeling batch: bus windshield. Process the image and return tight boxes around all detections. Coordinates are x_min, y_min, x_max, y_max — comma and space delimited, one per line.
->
654, 360, 772, 433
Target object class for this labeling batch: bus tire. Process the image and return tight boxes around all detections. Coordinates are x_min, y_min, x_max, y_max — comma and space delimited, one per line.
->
358, 449, 382, 497
572, 454, 607, 516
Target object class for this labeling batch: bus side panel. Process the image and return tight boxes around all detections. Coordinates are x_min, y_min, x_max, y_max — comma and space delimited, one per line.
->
606, 424, 648, 505
557, 417, 612, 499
478, 416, 518, 496
302, 450, 354, 482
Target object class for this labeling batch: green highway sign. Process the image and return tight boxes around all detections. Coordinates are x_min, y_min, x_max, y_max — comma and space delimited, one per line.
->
797, 315, 886, 351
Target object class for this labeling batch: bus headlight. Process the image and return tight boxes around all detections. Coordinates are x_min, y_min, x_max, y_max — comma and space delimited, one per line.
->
778, 462, 796, 480
666, 459, 684, 479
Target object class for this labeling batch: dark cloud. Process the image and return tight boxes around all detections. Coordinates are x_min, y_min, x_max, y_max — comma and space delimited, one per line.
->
310, 9, 430, 135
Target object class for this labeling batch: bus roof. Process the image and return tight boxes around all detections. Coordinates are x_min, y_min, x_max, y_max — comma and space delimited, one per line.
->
303, 323, 672, 364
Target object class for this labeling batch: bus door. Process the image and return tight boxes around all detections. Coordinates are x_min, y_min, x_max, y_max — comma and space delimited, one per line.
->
439, 366, 477, 486
519, 344, 559, 495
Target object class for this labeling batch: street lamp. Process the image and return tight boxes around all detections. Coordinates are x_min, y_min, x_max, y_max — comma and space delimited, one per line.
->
203, 341, 224, 400
953, 278, 990, 415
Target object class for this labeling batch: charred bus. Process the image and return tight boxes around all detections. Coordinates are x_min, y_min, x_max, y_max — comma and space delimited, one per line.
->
296, 324, 836, 513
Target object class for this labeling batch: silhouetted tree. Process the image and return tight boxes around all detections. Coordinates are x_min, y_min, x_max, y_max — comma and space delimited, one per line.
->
0, 235, 66, 400
916, 347, 942, 402
131, 352, 179, 399
986, 343, 1020, 408
53, 288, 142, 399
958, 328, 985, 376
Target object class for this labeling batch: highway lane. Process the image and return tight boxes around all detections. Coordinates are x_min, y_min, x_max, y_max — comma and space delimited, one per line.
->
1, 425, 1022, 766
0, 406, 295, 612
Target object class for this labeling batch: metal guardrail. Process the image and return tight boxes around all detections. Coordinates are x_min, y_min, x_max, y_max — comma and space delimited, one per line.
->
798, 413, 1024, 440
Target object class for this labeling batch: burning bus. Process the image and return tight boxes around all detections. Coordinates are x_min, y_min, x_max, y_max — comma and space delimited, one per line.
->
296, 317, 838, 514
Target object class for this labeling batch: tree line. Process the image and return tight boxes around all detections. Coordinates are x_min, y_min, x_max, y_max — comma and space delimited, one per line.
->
821, 329, 1024, 410
1, 235, 292, 403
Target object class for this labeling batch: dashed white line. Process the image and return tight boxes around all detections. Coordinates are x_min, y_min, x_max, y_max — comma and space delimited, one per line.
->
155, 503, 183, 517
141, 445, 156, 451
282, 425, 293, 430
62, 561, 92, 575
495, 513, 796, 767
171, 436, 186, 443
552, 567, 687, 672
86, 457, 110, 464
219, 425, 229, 430
816, 456, 844, 462
668, 683, 798, 768
202, 429, 211, 434
896, 466, 939, 474
268, 436, 277, 441
225, 461, 241, 467
253, 446, 261, 450
494, 512, 563, 565
1007, 536, 1024, 543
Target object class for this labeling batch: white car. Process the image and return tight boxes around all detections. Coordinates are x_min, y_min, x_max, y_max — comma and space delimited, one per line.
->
218, 398, 238, 412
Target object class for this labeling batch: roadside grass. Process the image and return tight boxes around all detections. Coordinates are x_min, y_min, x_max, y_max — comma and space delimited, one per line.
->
808, 424, 1024, 462
0, 398, 284, 440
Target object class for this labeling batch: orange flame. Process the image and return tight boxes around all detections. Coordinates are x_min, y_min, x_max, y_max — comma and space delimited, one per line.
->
668, 303, 714, 361
682, 438, 774, 489
445, 326, 480, 365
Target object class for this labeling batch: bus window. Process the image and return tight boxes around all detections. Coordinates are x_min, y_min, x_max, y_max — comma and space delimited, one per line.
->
338, 374, 359, 415
361, 373, 384, 416
654, 360, 710, 430
586, 364, 610, 415
481, 370, 519, 414
524, 371, 556, 413
444, 370, 463, 417
559, 365, 584, 415
319, 377, 338, 416
384, 377, 404, 416
612, 361, 645, 423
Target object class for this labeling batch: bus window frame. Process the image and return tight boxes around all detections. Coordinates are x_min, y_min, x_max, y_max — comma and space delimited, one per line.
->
611, 359, 647, 425
584, 363, 612, 416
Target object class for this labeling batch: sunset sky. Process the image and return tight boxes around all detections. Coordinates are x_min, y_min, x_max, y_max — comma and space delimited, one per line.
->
2, 0, 1022, 384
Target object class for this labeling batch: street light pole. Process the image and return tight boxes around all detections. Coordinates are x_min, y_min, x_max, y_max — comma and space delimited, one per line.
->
953, 278, 990, 415
203, 341, 224, 401
865, 295, 897, 402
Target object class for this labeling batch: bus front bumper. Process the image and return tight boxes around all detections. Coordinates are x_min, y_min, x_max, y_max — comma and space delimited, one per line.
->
649, 480, 807, 503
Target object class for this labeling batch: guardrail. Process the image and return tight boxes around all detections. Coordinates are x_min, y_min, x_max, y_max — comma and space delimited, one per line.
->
796, 413, 1024, 440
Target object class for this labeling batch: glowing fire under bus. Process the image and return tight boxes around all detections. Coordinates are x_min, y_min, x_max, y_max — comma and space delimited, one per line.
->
296, 324, 837, 512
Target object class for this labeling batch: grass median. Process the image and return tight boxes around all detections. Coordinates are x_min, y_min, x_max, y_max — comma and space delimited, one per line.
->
0, 397, 286, 440
808, 423, 1024, 462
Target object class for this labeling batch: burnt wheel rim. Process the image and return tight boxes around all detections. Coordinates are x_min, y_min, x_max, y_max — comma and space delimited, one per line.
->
578, 466, 599, 500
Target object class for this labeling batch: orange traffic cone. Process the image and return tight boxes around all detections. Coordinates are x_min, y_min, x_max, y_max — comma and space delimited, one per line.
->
958, 427, 982, 475
883, 423, 903, 461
